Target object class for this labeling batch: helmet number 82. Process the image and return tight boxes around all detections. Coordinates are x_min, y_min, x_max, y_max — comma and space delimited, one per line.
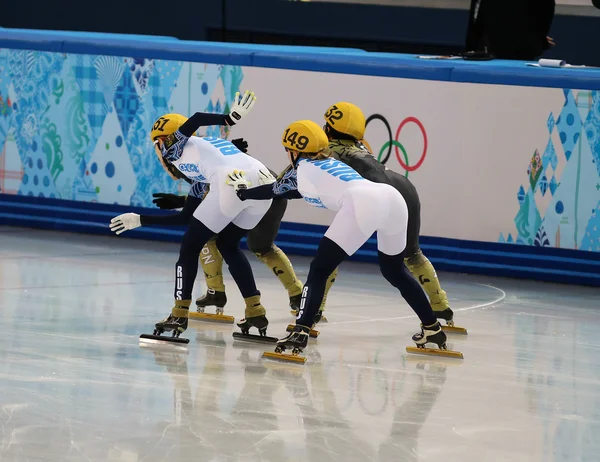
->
283, 129, 309, 151
325, 105, 343, 125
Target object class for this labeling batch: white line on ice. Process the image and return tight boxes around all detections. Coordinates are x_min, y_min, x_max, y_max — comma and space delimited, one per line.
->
326, 283, 507, 326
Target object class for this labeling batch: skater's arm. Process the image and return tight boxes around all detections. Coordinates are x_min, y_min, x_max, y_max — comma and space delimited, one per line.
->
177, 90, 257, 136
237, 184, 302, 201
140, 183, 208, 226
177, 112, 231, 137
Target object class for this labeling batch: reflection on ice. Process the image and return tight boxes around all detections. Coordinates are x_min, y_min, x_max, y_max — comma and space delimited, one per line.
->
1, 228, 600, 461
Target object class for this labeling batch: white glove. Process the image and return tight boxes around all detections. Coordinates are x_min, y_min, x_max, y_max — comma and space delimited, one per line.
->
226, 169, 251, 192
257, 169, 276, 185
110, 213, 141, 235
228, 90, 256, 124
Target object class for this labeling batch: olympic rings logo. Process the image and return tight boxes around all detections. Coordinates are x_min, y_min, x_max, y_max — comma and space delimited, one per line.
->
362, 114, 428, 178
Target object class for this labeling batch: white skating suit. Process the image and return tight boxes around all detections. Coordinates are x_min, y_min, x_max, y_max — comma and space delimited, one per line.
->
168, 135, 272, 233
295, 157, 409, 256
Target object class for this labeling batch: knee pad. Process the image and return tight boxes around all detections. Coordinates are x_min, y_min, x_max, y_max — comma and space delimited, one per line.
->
252, 245, 276, 259
404, 248, 426, 271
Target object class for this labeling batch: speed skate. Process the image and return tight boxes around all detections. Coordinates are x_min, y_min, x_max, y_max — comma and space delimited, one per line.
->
286, 324, 319, 338
189, 307, 235, 324
406, 322, 464, 359
190, 290, 235, 323
232, 315, 278, 344
437, 308, 468, 335
262, 324, 309, 364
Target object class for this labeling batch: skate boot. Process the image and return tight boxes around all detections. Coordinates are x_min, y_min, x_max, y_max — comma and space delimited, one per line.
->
196, 289, 227, 309
139, 304, 190, 346
406, 321, 463, 359
189, 289, 234, 324
286, 317, 320, 339
233, 315, 278, 344
263, 325, 309, 363
434, 307, 467, 335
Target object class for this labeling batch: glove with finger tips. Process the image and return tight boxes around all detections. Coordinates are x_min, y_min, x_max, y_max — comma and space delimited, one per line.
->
109, 213, 141, 235
257, 169, 276, 185
226, 90, 256, 125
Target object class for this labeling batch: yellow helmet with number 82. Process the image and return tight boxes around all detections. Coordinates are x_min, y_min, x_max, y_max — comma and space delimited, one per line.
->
323, 102, 366, 140
150, 113, 188, 142
281, 120, 329, 153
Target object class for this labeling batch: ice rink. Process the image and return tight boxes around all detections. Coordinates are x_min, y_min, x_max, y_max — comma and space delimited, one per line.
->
1, 226, 600, 462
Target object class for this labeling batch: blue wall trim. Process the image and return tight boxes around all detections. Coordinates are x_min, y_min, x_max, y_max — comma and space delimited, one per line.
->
1, 29, 600, 90
2, 194, 599, 287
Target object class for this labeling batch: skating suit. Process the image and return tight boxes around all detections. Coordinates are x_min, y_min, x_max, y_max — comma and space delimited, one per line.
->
163, 133, 273, 232
292, 157, 409, 256
328, 139, 422, 255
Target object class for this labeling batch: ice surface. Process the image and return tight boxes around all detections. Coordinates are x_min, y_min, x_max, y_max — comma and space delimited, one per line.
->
1, 227, 600, 462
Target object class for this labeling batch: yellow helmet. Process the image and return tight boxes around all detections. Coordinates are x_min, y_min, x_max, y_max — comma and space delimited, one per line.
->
150, 113, 188, 142
282, 120, 329, 153
323, 102, 366, 140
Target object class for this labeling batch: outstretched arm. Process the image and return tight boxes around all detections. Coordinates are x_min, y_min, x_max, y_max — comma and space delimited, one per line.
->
109, 183, 208, 234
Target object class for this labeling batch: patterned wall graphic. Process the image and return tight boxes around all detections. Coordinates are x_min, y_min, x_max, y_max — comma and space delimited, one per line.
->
0, 50, 244, 207
500, 90, 600, 252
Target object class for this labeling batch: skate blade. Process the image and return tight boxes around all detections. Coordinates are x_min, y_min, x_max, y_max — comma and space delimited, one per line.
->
405, 346, 463, 359
286, 324, 319, 338
262, 351, 307, 364
189, 312, 235, 324
232, 332, 278, 344
442, 325, 468, 335
139, 334, 189, 347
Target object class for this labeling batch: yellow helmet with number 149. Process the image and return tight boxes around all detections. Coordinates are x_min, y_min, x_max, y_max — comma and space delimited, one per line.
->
281, 120, 329, 153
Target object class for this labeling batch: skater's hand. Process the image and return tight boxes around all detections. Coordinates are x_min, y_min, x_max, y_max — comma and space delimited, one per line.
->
257, 169, 276, 185
226, 170, 251, 200
152, 193, 186, 210
231, 138, 249, 153
109, 213, 141, 235
227, 91, 256, 125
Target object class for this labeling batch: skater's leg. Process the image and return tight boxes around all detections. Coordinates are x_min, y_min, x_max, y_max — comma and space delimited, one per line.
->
404, 248, 450, 312
196, 238, 228, 309
156, 217, 216, 335
377, 251, 437, 327
216, 223, 269, 334
296, 238, 348, 328
247, 199, 303, 302
200, 238, 225, 293
318, 267, 338, 314
175, 217, 216, 303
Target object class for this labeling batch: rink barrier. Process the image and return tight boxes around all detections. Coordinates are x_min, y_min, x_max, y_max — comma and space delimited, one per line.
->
1, 29, 600, 89
1, 30, 600, 287
2, 194, 599, 287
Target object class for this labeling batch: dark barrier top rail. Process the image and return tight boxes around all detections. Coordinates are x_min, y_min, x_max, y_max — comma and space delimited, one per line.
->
1, 28, 599, 90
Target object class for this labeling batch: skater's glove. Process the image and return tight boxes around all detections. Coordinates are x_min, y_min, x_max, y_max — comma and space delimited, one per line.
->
226, 170, 251, 200
109, 213, 141, 235
227, 90, 256, 125
152, 193, 186, 210
231, 138, 249, 153
257, 169, 276, 185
